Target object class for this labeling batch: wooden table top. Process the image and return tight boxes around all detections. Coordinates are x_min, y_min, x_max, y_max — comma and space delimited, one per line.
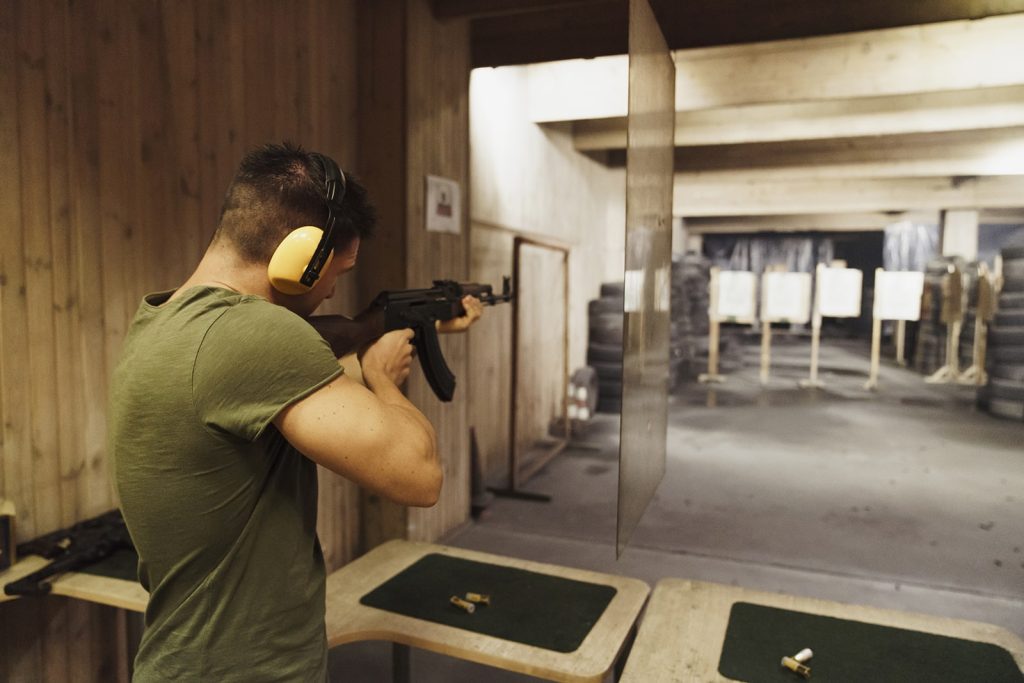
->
619, 578, 1024, 682
325, 539, 650, 683
0, 554, 147, 613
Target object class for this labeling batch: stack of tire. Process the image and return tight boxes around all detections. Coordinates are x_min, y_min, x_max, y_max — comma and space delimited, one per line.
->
670, 254, 746, 385
670, 254, 711, 386
982, 244, 1024, 421
914, 256, 964, 375
588, 282, 624, 413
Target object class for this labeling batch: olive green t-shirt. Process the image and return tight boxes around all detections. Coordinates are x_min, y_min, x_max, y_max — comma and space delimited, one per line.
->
109, 286, 343, 682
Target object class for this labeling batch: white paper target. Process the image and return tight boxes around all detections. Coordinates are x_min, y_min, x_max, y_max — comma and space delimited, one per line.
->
817, 268, 863, 318
874, 271, 925, 321
761, 272, 812, 323
715, 271, 757, 322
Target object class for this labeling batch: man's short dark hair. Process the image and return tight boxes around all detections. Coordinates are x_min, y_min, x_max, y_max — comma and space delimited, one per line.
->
214, 142, 376, 264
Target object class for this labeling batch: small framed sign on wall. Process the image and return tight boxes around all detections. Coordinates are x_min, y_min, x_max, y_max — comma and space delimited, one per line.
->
425, 175, 461, 234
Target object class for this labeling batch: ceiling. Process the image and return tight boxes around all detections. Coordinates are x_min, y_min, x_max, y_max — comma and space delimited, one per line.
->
437, 0, 1024, 226
432, 0, 1024, 68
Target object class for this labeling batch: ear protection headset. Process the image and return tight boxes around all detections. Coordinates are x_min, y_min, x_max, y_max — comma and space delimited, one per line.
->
267, 152, 347, 295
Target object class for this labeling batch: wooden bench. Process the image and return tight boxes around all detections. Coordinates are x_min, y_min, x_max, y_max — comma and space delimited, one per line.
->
325, 539, 650, 683
2, 539, 650, 682
0, 553, 147, 612
619, 578, 1024, 682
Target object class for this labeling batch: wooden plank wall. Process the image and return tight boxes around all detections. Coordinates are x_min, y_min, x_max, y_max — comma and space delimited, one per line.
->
0, 1, 364, 679
404, 0, 472, 543
356, 0, 473, 547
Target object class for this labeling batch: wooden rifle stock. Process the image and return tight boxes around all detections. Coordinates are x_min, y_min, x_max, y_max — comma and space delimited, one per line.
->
307, 308, 387, 359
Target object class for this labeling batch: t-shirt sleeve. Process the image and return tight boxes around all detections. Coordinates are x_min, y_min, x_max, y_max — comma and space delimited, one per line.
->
192, 300, 343, 442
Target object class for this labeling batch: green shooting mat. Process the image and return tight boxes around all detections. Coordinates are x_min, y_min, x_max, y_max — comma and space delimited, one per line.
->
359, 553, 617, 653
717, 602, 1024, 682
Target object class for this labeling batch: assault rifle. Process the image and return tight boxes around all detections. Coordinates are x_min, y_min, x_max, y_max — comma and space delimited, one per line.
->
3, 510, 133, 597
310, 277, 513, 402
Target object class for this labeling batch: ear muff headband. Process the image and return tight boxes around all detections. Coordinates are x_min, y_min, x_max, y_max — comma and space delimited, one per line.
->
267, 152, 347, 295
301, 153, 346, 288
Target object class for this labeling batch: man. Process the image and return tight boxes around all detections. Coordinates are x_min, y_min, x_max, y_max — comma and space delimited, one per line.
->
109, 142, 481, 681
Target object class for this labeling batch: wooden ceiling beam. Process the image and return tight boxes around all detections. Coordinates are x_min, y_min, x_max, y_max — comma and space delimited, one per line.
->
572, 86, 1024, 149
674, 175, 1024, 217
674, 14, 1024, 110
981, 208, 1024, 225
685, 209, 1023, 233
670, 127, 1024, 181
684, 214, 916, 234
527, 15, 1024, 122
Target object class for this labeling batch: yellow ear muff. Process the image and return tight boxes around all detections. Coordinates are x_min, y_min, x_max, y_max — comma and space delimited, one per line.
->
267, 226, 335, 295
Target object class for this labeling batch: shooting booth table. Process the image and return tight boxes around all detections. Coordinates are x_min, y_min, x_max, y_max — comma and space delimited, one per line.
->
619, 579, 1024, 682
1, 550, 147, 613
325, 539, 650, 683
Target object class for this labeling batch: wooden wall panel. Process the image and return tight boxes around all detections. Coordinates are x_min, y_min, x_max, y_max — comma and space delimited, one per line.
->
404, 0, 472, 543
67, 0, 113, 527
1, 0, 31, 549
356, 0, 473, 548
354, 0, 412, 553
0, 1, 364, 680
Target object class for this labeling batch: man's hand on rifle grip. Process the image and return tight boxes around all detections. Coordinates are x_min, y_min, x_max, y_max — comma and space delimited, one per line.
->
360, 328, 416, 390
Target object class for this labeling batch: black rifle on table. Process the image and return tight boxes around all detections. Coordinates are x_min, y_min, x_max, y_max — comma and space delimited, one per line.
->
3, 510, 133, 597
310, 277, 514, 402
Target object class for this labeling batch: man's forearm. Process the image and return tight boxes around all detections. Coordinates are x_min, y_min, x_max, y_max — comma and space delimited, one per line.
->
364, 371, 438, 463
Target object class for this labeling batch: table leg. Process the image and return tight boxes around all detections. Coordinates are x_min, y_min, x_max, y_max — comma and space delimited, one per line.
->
392, 643, 411, 683
613, 623, 638, 681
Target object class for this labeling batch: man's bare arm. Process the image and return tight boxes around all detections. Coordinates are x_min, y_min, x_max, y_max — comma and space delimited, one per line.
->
274, 330, 441, 507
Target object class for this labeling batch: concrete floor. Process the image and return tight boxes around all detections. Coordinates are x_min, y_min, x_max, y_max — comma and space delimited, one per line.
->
329, 337, 1024, 681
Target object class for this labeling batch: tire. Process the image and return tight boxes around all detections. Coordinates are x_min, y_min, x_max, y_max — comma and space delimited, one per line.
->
988, 398, 1024, 421
1002, 259, 1024, 280
591, 361, 622, 383
976, 384, 991, 410
995, 312, 1024, 327
989, 326, 1024, 346
999, 293, 1024, 311
588, 297, 624, 316
990, 363, 1024, 382
1002, 278, 1024, 293
596, 394, 622, 414
600, 282, 625, 298
589, 311, 624, 345
992, 346, 1024, 364
989, 378, 1024, 402
587, 342, 623, 363
1001, 245, 1024, 261
589, 324, 623, 346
